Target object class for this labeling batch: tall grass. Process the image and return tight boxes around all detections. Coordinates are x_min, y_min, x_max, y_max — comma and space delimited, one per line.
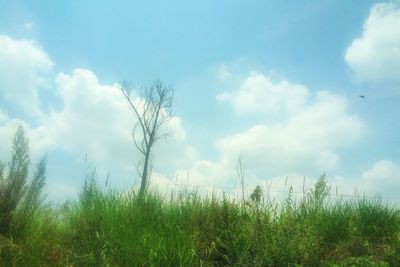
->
0, 126, 48, 267
1, 173, 399, 266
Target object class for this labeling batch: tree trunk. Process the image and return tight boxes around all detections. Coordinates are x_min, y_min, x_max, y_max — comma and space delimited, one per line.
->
139, 147, 151, 199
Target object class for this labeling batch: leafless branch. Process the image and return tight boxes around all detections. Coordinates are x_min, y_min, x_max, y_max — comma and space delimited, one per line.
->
120, 79, 174, 198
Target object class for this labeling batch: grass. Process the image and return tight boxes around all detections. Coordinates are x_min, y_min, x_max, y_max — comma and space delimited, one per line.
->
0, 173, 399, 266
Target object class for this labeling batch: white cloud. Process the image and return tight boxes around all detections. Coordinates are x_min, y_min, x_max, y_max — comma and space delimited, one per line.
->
0, 110, 8, 123
171, 73, 365, 199
217, 72, 309, 115
166, 71, 366, 199
0, 119, 22, 161
178, 160, 232, 187
170, 160, 241, 197
42, 69, 134, 164
137, 160, 233, 198
0, 35, 53, 114
345, 2, 400, 82
172, 159, 323, 200
216, 74, 364, 177
0, 118, 50, 165
331, 160, 400, 201
361, 160, 400, 197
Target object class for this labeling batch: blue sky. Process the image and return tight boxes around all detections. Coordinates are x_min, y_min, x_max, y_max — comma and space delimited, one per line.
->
0, 1, 399, 201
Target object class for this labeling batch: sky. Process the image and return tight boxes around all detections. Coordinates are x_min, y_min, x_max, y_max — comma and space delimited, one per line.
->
0, 0, 399, 202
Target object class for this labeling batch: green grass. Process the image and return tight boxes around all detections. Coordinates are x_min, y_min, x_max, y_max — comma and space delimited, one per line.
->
1, 175, 399, 266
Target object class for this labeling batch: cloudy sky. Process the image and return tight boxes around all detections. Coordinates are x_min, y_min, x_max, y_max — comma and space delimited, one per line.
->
0, 1, 399, 202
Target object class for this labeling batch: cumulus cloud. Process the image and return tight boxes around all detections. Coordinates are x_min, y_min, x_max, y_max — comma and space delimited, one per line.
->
331, 159, 400, 201
0, 35, 53, 114
42, 69, 134, 165
215, 74, 364, 177
172, 160, 322, 200
0, 118, 50, 164
0, 110, 8, 123
0, 119, 23, 161
173, 72, 365, 198
150, 161, 233, 196
178, 160, 233, 187
361, 160, 400, 197
217, 72, 309, 115
345, 2, 400, 82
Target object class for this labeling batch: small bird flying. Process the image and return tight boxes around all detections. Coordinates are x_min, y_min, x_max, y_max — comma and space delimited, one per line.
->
359, 95, 366, 99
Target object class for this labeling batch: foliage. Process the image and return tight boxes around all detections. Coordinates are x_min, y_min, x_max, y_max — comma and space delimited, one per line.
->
1, 170, 399, 266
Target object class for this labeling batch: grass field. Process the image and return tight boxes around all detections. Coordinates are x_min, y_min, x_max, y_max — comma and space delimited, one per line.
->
1, 172, 399, 267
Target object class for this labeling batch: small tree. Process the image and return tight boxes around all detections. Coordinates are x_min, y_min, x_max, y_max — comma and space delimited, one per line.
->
0, 126, 47, 237
120, 80, 173, 198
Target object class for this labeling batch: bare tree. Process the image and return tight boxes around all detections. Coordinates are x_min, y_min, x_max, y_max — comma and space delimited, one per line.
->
120, 80, 173, 198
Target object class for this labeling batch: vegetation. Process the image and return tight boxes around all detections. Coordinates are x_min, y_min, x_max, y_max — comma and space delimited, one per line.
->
1, 128, 399, 266
0, 126, 46, 240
